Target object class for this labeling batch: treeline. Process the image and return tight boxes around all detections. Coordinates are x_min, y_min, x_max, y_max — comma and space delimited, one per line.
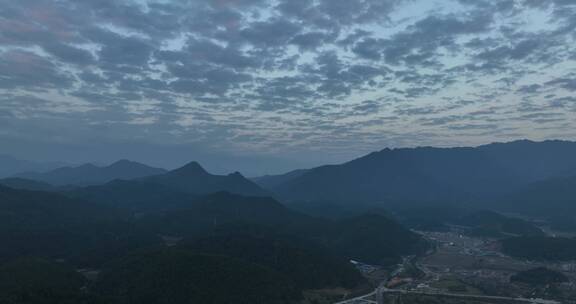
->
393, 206, 544, 238
511, 267, 568, 285
501, 236, 576, 261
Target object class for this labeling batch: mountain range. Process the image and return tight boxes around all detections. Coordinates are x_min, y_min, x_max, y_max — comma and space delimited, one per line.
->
255, 140, 576, 206
4, 139, 576, 217
141, 161, 269, 197
66, 163, 269, 212
3, 160, 269, 201
3, 139, 576, 303
15, 160, 167, 186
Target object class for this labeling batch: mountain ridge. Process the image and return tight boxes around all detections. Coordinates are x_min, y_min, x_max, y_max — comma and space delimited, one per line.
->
141, 162, 269, 197
15, 160, 167, 186
256, 140, 576, 204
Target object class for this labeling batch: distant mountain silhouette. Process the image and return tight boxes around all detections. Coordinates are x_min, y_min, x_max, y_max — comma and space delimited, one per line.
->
16, 160, 167, 186
262, 140, 576, 203
0, 154, 67, 178
479, 140, 576, 181
251, 169, 309, 189
0, 178, 55, 192
141, 161, 269, 197
268, 147, 512, 202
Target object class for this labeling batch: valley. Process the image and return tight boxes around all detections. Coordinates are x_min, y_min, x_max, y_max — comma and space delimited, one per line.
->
338, 225, 576, 304
1, 141, 576, 304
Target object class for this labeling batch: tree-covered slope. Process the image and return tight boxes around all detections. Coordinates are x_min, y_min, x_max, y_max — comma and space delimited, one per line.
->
94, 249, 301, 304
0, 185, 152, 267
0, 258, 92, 304
496, 176, 576, 216
458, 210, 544, 237
180, 234, 365, 290
70, 179, 197, 213
511, 267, 568, 285
501, 236, 576, 261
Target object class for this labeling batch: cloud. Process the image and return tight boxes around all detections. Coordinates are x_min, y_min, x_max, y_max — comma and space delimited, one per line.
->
0, 50, 73, 89
240, 19, 302, 47
546, 76, 576, 92
43, 42, 95, 65
83, 27, 155, 67
1, 0, 576, 172
291, 31, 335, 51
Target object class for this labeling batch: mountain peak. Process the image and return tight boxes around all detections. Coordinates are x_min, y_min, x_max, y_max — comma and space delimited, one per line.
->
172, 161, 209, 176
108, 159, 139, 168
228, 171, 245, 178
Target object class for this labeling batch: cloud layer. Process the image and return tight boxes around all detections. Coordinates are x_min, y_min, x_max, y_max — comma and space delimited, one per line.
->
1, 0, 576, 173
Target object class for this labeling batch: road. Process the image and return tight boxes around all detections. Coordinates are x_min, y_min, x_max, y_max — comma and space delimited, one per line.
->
333, 291, 377, 304
377, 287, 560, 304
335, 286, 561, 304
335, 287, 560, 304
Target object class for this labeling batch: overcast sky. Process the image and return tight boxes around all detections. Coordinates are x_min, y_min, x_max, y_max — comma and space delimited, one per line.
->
1, 0, 575, 175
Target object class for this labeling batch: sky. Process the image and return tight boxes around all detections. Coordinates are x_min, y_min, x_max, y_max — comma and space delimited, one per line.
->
1, 0, 575, 175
